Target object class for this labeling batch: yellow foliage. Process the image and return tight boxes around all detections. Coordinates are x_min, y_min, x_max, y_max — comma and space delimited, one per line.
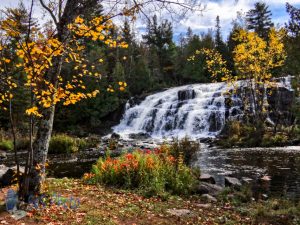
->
0, 11, 129, 116
196, 28, 287, 118
25, 107, 42, 117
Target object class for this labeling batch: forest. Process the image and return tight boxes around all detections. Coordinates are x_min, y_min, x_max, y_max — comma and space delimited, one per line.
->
0, 0, 299, 224
0, 1, 299, 136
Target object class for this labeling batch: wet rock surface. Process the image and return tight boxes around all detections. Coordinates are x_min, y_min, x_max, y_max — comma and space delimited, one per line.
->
196, 182, 223, 196
225, 177, 242, 189
199, 173, 216, 184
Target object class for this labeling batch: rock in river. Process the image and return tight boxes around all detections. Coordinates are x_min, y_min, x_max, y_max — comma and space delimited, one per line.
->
196, 182, 223, 196
199, 173, 216, 184
225, 177, 242, 189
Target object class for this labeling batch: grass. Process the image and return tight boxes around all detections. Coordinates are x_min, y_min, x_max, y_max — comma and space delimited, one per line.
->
0, 139, 13, 151
0, 178, 299, 224
0, 178, 253, 225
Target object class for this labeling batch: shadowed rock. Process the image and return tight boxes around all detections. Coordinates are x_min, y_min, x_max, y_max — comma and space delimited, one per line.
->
196, 182, 223, 196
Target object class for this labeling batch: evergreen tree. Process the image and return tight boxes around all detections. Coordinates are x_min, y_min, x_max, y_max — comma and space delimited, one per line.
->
285, 3, 300, 126
215, 16, 223, 48
284, 3, 300, 82
143, 15, 175, 85
246, 2, 274, 39
214, 16, 230, 74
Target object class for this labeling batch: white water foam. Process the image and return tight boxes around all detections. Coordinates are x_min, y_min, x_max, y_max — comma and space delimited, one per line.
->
113, 76, 293, 139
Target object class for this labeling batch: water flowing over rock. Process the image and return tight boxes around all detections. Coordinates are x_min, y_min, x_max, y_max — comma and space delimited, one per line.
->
113, 77, 294, 139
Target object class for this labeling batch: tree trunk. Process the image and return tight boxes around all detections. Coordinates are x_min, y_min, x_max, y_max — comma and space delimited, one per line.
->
28, 106, 55, 196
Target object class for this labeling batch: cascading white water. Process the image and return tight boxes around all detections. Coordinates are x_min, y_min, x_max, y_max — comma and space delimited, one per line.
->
113, 82, 238, 139
113, 76, 293, 139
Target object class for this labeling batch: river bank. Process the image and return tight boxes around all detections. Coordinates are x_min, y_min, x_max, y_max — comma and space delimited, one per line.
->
1, 135, 300, 200
0, 178, 299, 225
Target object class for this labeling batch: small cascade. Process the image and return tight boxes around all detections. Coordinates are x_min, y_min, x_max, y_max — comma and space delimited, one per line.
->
113, 76, 293, 139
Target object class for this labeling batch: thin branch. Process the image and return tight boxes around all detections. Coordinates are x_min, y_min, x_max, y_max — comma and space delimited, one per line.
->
39, 0, 59, 27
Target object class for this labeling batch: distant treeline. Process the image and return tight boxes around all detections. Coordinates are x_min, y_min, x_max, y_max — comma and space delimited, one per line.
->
0, 1, 299, 134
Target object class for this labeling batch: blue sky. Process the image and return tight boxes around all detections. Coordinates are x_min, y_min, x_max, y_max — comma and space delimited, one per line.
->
167, 0, 300, 40
1, 0, 300, 41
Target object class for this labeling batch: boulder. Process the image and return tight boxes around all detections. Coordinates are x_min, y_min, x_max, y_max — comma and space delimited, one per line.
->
129, 132, 151, 140
110, 132, 121, 140
167, 209, 192, 217
241, 177, 254, 185
196, 182, 223, 196
199, 173, 215, 184
225, 177, 242, 189
200, 194, 217, 203
0, 151, 7, 160
0, 165, 24, 187
0, 168, 15, 186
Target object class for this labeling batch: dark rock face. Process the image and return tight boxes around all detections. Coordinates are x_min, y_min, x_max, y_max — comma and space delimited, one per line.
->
268, 87, 295, 126
111, 132, 121, 140
208, 112, 223, 132
178, 89, 196, 101
128, 132, 151, 140
268, 87, 294, 109
128, 96, 146, 108
223, 85, 295, 126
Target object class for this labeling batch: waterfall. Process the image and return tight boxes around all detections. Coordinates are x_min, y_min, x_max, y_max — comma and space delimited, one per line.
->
113, 82, 235, 139
113, 76, 293, 139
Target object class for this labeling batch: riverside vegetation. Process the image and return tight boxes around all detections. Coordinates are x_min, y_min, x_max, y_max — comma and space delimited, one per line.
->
0, 1, 300, 224
1, 139, 299, 224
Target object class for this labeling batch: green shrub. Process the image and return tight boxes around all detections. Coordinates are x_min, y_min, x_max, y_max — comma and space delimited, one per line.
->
219, 120, 267, 147
49, 134, 78, 154
261, 133, 288, 147
76, 138, 89, 151
76, 136, 99, 151
0, 140, 13, 151
250, 199, 300, 225
85, 148, 198, 196
170, 137, 200, 165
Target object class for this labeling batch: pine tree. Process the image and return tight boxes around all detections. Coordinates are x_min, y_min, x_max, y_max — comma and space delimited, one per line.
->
246, 2, 274, 40
284, 3, 300, 82
142, 15, 175, 85
215, 16, 223, 48
214, 16, 230, 80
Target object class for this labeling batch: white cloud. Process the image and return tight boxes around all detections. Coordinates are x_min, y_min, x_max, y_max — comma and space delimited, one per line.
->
166, 0, 300, 40
1, 0, 300, 40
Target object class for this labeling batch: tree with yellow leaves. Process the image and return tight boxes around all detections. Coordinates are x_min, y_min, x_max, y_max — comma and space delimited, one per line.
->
0, 0, 129, 198
196, 28, 286, 125
0, 0, 203, 199
232, 28, 286, 122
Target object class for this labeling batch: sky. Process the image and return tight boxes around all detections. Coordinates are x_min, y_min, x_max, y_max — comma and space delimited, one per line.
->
1, 0, 300, 41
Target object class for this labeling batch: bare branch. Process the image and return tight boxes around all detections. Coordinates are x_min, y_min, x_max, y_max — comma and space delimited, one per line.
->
39, 0, 59, 27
